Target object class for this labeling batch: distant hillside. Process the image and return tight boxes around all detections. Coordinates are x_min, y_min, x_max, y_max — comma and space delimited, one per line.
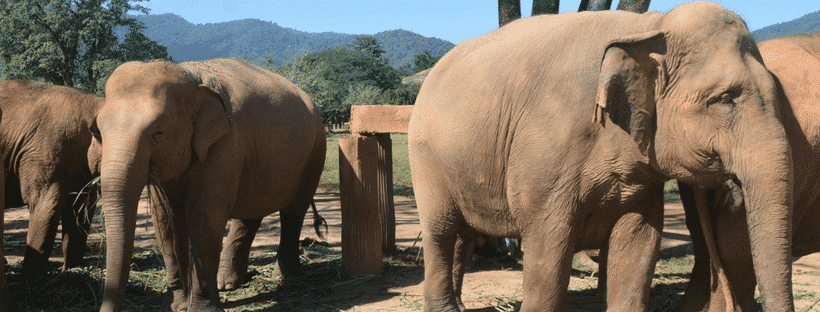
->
125, 13, 455, 67
752, 10, 820, 42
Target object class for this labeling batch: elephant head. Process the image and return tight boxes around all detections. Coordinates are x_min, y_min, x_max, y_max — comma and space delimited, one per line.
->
89, 61, 230, 310
592, 3, 793, 310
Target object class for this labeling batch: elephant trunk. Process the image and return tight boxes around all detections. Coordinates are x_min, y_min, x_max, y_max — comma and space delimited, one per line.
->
725, 125, 794, 312
99, 138, 150, 312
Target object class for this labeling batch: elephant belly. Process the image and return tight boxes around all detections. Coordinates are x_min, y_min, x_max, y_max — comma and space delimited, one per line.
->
459, 197, 519, 239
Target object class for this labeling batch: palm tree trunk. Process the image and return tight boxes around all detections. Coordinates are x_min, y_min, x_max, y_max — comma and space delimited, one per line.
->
532, 0, 559, 15
616, 0, 651, 13
498, 0, 521, 27
579, 0, 613, 11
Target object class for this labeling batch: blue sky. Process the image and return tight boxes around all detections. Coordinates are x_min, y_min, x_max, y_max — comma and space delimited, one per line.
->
137, 1, 820, 44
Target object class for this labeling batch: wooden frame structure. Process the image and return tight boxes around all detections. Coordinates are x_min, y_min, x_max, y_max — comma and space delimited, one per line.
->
339, 105, 413, 276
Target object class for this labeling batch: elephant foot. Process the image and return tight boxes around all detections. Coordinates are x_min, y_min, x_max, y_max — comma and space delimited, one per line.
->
273, 262, 304, 281
188, 299, 224, 312
217, 267, 246, 291
169, 289, 188, 312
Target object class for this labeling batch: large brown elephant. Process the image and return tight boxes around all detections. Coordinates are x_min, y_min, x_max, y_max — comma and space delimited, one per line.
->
679, 30, 820, 312
90, 58, 327, 311
1, 144, 8, 312
0, 80, 102, 275
408, 2, 794, 312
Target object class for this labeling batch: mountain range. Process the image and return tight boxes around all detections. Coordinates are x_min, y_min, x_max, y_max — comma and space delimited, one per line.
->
750, 10, 820, 42
127, 9, 820, 70
126, 13, 455, 68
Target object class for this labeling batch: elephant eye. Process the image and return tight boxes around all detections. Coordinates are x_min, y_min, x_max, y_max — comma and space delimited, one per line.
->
719, 93, 736, 105
152, 131, 166, 143
89, 121, 101, 142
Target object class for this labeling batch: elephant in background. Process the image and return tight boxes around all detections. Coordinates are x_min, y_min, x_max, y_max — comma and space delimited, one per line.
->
0, 80, 102, 276
679, 30, 820, 312
90, 58, 326, 311
409, 2, 794, 312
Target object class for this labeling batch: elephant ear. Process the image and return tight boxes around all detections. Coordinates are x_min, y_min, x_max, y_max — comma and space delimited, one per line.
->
193, 85, 230, 161
593, 30, 667, 156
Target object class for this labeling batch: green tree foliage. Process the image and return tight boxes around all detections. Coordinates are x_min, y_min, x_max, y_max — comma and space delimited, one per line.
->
412, 50, 443, 73
267, 40, 403, 126
343, 83, 382, 107
350, 36, 386, 59
377, 84, 421, 106
0, 0, 172, 94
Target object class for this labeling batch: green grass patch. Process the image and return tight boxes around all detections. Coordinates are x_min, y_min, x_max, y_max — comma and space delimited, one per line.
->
320, 132, 414, 196
664, 180, 680, 202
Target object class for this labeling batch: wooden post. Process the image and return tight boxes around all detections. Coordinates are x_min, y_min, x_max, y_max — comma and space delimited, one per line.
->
375, 134, 395, 254
339, 105, 414, 274
339, 135, 384, 276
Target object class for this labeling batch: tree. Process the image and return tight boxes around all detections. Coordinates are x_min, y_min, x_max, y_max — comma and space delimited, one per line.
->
498, 0, 521, 27
616, 0, 650, 13
0, 0, 172, 94
578, 0, 613, 11
412, 50, 443, 73
267, 47, 402, 126
350, 36, 386, 59
499, 0, 651, 27
532, 0, 559, 15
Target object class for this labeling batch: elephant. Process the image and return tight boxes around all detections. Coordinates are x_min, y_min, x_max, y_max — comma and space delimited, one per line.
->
408, 2, 794, 312
0, 80, 102, 276
1, 154, 7, 312
679, 30, 820, 312
90, 58, 326, 311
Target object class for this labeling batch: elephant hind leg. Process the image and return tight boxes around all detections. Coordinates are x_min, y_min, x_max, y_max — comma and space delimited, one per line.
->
452, 229, 477, 311
218, 218, 262, 290
60, 188, 96, 271
276, 207, 309, 279
416, 191, 463, 312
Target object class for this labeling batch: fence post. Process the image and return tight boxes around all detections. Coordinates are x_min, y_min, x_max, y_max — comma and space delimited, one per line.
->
339, 105, 413, 276
339, 135, 384, 276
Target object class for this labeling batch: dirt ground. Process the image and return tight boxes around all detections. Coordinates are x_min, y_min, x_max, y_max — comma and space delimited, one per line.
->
4, 190, 820, 311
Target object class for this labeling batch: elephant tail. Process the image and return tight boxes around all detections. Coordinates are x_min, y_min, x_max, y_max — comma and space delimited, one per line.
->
311, 200, 328, 240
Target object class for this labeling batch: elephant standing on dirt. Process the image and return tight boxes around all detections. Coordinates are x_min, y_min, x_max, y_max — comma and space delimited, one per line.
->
409, 2, 794, 311
0, 80, 102, 275
679, 30, 820, 312
90, 58, 326, 312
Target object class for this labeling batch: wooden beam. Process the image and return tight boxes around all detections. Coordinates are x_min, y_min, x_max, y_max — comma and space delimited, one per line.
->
349, 105, 414, 134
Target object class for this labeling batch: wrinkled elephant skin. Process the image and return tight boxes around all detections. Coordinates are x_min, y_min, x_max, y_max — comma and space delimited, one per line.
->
680, 30, 820, 312
0, 81, 102, 276
1, 138, 8, 312
93, 58, 326, 312
409, 2, 794, 312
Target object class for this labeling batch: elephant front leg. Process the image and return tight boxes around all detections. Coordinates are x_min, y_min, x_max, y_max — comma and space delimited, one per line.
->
604, 183, 664, 312
147, 187, 190, 311
22, 186, 63, 276
218, 218, 262, 290
187, 209, 230, 312
519, 213, 578, 311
